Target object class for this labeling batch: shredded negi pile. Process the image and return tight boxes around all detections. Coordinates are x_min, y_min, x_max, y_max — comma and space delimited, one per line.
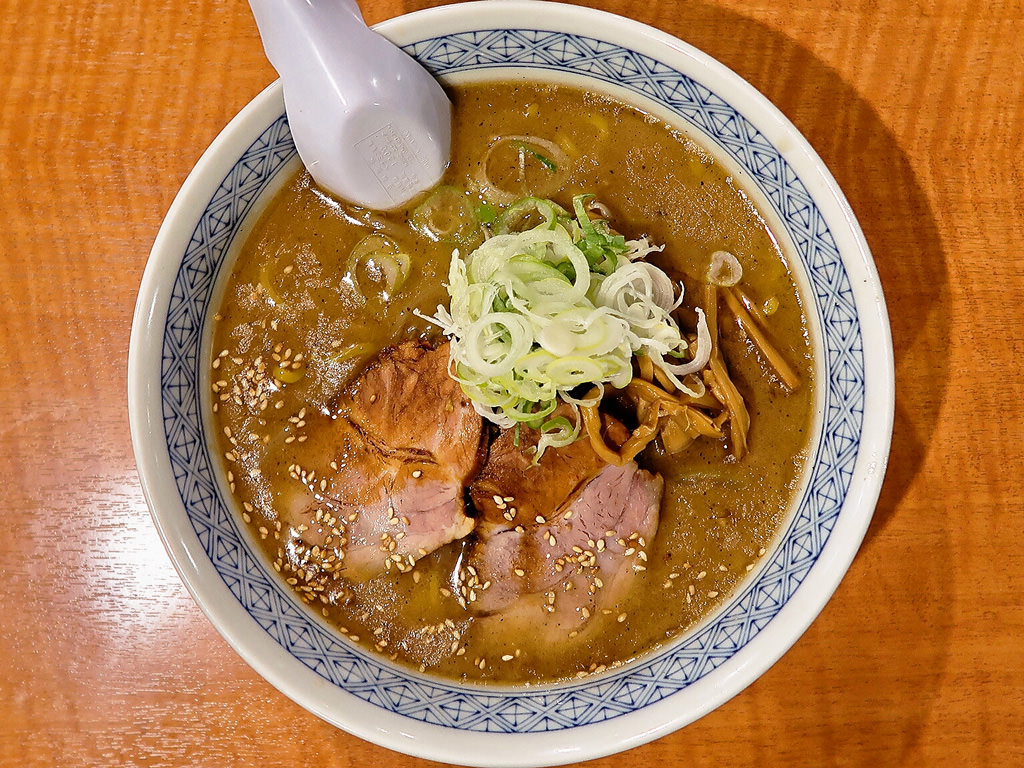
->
418, 195, 716, 458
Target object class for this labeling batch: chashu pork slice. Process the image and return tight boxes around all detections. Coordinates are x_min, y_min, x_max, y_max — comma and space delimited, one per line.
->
459, 410, 663, 635
278, 340, 486, 580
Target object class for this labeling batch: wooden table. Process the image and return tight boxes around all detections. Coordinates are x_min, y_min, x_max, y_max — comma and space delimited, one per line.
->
2, 0, 1021, 764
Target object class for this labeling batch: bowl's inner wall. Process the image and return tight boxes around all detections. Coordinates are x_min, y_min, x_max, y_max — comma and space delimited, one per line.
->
159, 27, 864, 733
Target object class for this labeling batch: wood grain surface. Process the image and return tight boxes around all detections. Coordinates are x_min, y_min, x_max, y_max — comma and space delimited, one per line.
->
2, 0, 1022, 765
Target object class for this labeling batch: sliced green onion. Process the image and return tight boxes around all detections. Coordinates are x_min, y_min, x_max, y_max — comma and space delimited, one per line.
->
518, 142, 557, 171
571, 194, 628, 275
346, 234, 411, 301
536, 413, 582, 458
572, 194, 598, 238
475, 202, 498, 224
472, 135, 570, 205
540, 415, 574, 434
494, 197, 567, 235
258, 259, 284, 304
411, 185, 480, 246
415, 195, 711, 458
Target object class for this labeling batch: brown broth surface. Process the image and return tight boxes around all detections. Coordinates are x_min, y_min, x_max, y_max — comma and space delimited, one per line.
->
209, 81, 815, 683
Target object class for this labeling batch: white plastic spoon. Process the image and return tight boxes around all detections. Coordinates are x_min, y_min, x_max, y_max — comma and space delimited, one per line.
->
248, 0, 452, 210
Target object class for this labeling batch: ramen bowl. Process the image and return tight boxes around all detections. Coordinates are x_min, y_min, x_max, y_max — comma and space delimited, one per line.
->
128, 2, 893, 764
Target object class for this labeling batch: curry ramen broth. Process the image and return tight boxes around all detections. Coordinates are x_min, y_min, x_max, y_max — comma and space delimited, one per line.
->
210, 81, 814, 683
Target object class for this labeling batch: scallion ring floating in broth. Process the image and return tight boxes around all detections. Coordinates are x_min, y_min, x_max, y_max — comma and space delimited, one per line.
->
411, 185, 481, 246
345, 233, 411, 302
473, 135, 570, 204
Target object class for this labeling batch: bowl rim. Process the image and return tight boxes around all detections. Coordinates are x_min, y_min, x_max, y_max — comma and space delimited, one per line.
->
128, 2, 894, 765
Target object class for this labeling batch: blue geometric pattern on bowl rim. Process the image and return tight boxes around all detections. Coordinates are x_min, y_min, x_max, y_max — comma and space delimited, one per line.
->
159, 29, 864, 733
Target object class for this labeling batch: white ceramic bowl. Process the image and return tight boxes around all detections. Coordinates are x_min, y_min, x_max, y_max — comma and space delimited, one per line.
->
129, 2, 894, 765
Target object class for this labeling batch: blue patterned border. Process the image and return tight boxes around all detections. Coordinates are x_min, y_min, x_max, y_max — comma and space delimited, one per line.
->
159, 30, 864, 733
